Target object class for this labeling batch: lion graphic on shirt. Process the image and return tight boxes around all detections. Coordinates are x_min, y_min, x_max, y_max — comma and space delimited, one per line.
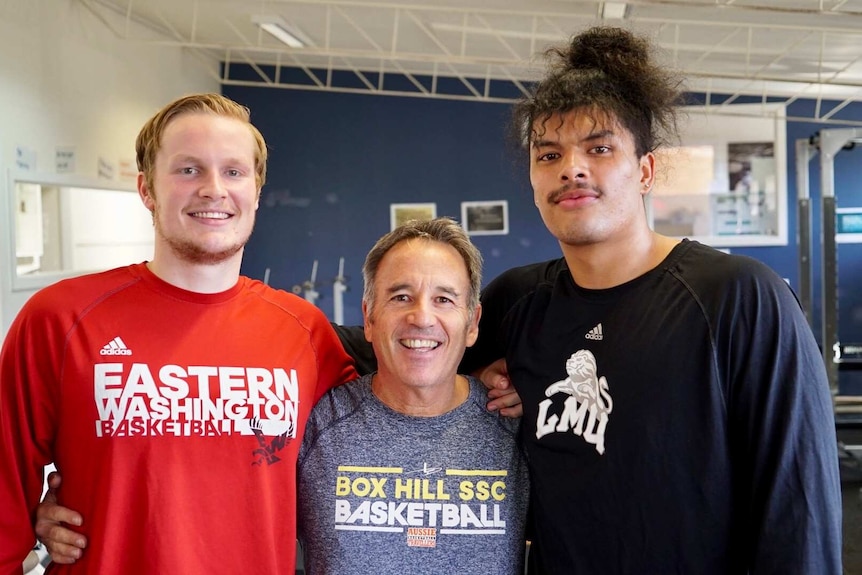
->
535, 349, 613, 454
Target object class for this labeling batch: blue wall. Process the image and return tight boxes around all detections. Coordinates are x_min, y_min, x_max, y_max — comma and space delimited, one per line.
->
224, 80, 862, 394
226, 86, 559, 327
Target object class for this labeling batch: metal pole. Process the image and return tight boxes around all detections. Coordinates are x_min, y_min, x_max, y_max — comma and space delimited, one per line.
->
333, 257, 346, 325
795, 138, 813, 327
303, 259, 320, 307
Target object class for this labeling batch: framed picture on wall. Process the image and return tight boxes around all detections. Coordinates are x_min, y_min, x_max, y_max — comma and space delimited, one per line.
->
390, 202, 436, 231
461, 200, 509, 235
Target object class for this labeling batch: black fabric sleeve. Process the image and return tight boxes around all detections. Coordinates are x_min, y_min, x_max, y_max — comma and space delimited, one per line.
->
460, 258, 566, 374
331, 323, 377, 376
702, 256, 843, 573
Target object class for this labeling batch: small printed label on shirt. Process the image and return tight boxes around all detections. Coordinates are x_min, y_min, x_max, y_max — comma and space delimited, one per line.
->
406, 527, 437, 548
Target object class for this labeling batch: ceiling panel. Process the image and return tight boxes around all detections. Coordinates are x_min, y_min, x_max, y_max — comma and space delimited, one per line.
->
79, 0, 862, 122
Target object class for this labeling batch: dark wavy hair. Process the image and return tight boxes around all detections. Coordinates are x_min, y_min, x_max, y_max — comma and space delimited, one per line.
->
512, 26, 685, 156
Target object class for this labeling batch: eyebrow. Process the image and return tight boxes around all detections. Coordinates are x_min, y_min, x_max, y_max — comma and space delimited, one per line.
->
532, 129, 617, 149
169, 155, 202, 164
384, 283, 462, 299
169, 155, 253, 168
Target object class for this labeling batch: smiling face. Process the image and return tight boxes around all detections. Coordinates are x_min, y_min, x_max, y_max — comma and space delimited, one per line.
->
363, 238, 480, 395
529, 109, 654, 248
138, 112, 259, 267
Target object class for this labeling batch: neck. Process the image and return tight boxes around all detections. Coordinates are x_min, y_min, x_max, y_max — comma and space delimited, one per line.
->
560, 230, 679, 289
371, 374, 470, 417
147, 247, 243, 293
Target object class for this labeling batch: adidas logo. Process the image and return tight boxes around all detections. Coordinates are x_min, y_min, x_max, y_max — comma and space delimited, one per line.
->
585, 323, 603, 341
100, 336, 132, 356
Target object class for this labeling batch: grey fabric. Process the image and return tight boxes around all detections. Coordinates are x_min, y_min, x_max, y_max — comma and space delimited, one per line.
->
298, 374, 529, 575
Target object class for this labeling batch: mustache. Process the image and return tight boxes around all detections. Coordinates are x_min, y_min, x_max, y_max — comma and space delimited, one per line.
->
546, 182, 601, 204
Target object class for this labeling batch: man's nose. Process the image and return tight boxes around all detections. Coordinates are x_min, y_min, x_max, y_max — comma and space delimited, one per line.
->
407, 300, 435, 328
199, 171, 228, 198
559, 150, 588, 182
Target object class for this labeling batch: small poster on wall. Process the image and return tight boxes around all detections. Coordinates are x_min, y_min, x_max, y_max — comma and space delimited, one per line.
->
390, 202, 436, 231
16, 146, 36, 171
462, 200, 508, 235
119, 159, 139, 183
55, 146, 76, 174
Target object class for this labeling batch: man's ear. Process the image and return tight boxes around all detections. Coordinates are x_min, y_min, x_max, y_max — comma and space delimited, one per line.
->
137, 173, 154, 212
362, 300, 373, 343
466, 303, 482, 348
639, 151, 655, 197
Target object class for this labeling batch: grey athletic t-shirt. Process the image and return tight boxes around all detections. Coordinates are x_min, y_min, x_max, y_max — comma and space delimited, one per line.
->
297, 374, 529, 575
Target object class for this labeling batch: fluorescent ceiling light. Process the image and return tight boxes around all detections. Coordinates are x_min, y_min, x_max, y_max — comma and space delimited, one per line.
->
601, 2, 628, 20
252, 15, 311, 48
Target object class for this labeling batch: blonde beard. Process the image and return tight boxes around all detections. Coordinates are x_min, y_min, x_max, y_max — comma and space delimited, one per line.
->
153, 214, 253, 265
163, 235, 247, 264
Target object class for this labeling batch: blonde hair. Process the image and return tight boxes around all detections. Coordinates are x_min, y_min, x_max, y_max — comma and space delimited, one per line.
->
135, 93, 268, 195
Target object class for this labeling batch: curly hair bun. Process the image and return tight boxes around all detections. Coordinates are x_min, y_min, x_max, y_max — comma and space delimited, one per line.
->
510, 25, 683, 154
561, 27, 651, 84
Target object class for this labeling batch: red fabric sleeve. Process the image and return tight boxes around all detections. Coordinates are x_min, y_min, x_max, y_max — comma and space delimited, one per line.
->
308, 314, 359, 405
0, 289, 66, 573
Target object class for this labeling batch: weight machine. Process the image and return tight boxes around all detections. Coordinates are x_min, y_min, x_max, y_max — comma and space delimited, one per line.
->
289, 258, 350, 325
796, 129, 862, 391
796, 129, 862, 478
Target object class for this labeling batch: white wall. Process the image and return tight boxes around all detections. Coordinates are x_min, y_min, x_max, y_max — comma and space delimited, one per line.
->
67, 187, 154, 271
0, 0, 219, 340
